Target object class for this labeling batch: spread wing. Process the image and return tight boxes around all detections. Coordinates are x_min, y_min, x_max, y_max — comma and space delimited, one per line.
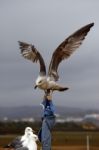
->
48, 23, 94, 80
18, 41, 46, 75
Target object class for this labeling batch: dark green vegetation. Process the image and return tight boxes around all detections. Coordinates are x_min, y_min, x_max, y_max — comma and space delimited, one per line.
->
0, 121, 41, 134
0, 121, 98, 134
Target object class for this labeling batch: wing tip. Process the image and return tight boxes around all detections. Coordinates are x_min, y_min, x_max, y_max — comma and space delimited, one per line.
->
89, 22, 94, 28
18, 40, 21, 43
18, 41, 23, 46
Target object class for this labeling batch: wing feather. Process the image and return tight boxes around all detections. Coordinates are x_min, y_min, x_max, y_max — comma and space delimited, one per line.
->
48, 23, 94, 80
18, 41, 46, 75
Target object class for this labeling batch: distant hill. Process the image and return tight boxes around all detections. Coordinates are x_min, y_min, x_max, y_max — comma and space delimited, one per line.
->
0, 105, 99, 120
0, 106, 42, 120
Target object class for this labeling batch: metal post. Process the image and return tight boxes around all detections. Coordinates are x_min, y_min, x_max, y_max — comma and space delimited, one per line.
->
86, 135, 90, 150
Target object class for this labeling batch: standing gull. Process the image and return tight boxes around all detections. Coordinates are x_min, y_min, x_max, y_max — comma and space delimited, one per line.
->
18, 23, 94, 94
4, 127, 38, 150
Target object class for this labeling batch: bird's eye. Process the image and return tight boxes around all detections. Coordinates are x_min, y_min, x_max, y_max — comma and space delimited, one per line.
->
39, 80, 42, 84
28, 129, 30, 131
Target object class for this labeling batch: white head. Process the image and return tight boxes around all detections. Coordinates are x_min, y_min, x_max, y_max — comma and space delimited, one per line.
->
24, 127, 35, 138
25, 127, 33, 134
34, 76, 47, 89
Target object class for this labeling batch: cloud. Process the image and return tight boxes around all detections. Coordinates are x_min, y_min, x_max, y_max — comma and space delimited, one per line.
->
0, 0, 98, 108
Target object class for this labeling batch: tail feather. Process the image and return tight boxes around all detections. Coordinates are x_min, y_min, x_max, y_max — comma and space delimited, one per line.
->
58, 87, 69, 91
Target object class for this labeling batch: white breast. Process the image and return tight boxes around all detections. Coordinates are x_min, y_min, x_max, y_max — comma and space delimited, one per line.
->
28, 141, 37, 150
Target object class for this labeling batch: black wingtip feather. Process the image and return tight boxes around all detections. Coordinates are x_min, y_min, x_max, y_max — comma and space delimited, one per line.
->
85, 22, 94, 31
89, 22, 94, 27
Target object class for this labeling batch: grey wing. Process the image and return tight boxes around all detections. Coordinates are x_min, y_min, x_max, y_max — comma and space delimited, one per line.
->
18, 41, 46, 75
48, 23, 94, 81
4, 136, 22, 149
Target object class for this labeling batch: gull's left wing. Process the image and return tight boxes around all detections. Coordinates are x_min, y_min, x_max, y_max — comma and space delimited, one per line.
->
18, 41, 46, 76
48, 23, 94, 81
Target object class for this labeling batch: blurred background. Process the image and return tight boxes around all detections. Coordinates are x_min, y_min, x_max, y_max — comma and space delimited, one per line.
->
0, 1, 99, 149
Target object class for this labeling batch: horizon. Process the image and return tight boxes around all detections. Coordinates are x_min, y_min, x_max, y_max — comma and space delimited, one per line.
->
0, 103, 99, 110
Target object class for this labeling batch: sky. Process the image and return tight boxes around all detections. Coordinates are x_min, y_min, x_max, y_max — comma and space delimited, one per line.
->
0, 0, 99, 108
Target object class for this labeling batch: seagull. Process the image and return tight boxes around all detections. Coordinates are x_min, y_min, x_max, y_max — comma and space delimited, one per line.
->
18, 23, 94, 94
4, 127, 38, 150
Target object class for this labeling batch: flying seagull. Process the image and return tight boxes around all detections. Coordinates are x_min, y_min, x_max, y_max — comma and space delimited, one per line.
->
18, 23, 94, 94
4, 127, 38, 150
